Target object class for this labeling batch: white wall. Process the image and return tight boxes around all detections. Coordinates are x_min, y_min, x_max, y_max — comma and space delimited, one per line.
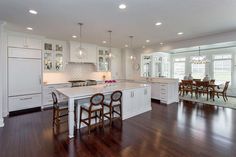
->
0, 21, 5, 127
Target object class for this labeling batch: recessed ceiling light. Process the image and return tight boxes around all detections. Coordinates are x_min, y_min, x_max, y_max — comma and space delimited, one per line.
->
178, 32, 184, 35
29, 9, 38, 15
119, 4, 127, 9
160, 42, 164, 45
26, 27, 33, 30
146, 40, 150, 43
72, 35, 77, 38
125, 44, 128, 47
102, 41, 107, 44
155, 22, 162, 26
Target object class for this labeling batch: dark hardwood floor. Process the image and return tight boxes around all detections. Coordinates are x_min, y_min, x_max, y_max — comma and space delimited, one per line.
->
1, 101, 236, 157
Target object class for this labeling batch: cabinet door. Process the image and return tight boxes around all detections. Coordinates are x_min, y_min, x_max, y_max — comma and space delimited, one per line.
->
151, 83, 160, 99
8, 58, 42, 96
122, 89, 134, 117
26, 37, 42, 50
8, 35, 26, 48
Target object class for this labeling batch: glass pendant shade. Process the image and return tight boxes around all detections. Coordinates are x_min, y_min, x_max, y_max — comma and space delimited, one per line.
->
77, 23, 87, 60
76, 47, 87, 59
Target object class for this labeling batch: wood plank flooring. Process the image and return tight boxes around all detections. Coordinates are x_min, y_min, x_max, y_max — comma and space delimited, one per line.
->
0, 101, 236, 157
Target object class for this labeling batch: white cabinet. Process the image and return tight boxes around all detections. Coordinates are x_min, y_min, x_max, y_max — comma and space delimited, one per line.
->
8, 34, 42, 50
69, 41, 96, 63
151, 82, 160, 100
151, 81, 179, 104
9, 94, 42, 112
7, 47, 42, 112
43, 83, 71, 107
97, 47, 110, 71
43, 39, 66, 72
122, 86, 151, 119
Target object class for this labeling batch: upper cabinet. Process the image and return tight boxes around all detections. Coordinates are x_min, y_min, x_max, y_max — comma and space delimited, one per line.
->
8, 34, 42, 50
69, 41, 96, 63
141, 52, 170, 78
43, 39, 66, 72
97, 47, 110, 72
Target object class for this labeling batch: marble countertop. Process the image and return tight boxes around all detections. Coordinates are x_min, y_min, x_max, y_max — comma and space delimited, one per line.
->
56, 82, 150, 98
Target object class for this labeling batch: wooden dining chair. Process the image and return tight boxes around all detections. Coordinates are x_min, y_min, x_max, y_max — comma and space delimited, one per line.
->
52, 92, 77, 129
79, 93, 104, 134
195, 81, 211, 100
213, 81, 230, 102
103, 90, 122, 126
181, 80, 194, 97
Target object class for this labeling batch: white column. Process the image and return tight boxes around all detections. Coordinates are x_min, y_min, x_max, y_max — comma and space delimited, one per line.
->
0, 21, 5, 127
68, 98, 75, 138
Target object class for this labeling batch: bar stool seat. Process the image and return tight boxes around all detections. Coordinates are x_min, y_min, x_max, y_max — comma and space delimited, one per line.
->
57, 101, 69, 110
104, 100, 121, 106
81, 102, 102, 110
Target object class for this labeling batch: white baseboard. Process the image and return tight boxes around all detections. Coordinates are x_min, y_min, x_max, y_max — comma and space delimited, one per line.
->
0, 118, 4, 127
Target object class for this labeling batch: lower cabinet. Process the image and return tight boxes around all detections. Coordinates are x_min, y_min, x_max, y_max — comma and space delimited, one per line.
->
8, 94, 42, 112
43, 83, 71, 107
122, 86, 151, 120
151, 82, 179, 104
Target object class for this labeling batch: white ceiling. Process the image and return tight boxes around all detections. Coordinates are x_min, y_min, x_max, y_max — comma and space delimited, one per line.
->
1, 0, 236, 48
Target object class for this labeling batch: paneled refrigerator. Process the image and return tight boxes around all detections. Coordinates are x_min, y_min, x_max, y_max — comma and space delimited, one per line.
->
8, 47, 42, 112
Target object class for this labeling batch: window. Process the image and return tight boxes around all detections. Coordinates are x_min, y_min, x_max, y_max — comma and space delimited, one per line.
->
173, 58, 186, 79
213, 54, 232, 84
191, 63, 205, 79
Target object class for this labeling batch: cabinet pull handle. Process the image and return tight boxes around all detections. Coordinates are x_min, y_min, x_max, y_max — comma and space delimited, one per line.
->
20, 97, 32, 100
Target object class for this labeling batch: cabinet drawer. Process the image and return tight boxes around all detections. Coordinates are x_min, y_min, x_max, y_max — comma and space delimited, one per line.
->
9, 94, 42, 112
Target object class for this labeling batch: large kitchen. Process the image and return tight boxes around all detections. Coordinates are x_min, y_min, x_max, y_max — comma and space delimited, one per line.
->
1, 1, 236, 157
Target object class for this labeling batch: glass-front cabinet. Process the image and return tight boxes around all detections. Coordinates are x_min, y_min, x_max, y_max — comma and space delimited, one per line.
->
141, 52, 170, 78
43, 39, 65, 72
97, 47, 110, 71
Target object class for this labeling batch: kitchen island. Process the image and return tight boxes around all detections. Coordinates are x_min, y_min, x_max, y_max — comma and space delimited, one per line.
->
57, 82, 151, 138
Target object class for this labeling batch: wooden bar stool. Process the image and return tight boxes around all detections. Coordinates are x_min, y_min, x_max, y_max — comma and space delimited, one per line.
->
52, 92, 77, 129
79, 93, 104, 134
103, 90, 122, 126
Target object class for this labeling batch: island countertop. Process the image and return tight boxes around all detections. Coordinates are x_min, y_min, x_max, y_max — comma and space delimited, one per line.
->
56, 82, 150, 98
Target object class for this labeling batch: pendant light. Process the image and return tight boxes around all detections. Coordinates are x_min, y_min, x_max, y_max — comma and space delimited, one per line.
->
190, 46, 210, 64
129, 36, 135, 60
76, 22, 87, 59
108, 30, 113, 58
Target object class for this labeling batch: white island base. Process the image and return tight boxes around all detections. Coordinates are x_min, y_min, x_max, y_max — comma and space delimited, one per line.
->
57, 82, 151, 138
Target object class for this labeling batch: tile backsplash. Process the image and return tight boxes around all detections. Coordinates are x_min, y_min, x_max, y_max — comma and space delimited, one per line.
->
43, 63, 111, 84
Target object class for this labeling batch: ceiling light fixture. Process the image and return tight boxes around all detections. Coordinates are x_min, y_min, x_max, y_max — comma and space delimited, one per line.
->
119, 4, 127, 9
129, 36, 136, 61
29, 9, 38, 15
108, 30, 114, 58
26, 27, 33, 30
160, 42, 164, 45
190, 46, 210, 64
72, 35, 77, 38
76, 23, 87, 59
178, 32, 184, 35
102, 41, 107, 44
155, 22, 162, 26
146, 40, 150, 43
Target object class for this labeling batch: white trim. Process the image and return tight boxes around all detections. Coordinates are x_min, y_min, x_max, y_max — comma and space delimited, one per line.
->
0, 118, 4, 127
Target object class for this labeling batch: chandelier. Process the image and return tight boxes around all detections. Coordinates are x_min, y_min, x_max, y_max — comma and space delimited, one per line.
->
190, 46, 210, 64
